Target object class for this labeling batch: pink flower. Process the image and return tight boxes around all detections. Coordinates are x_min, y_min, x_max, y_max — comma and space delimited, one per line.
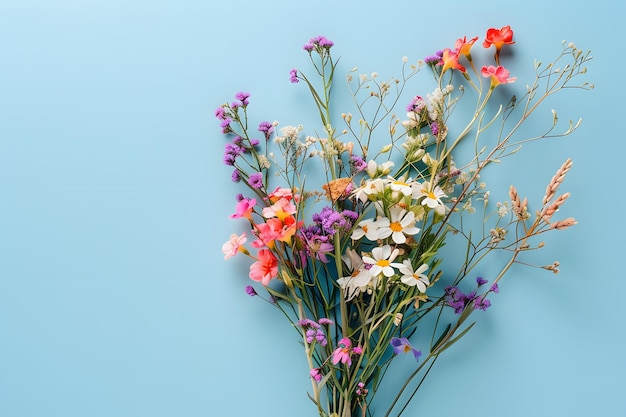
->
230, 198, 256, 220
481, 65, 517, 88
262, 197, 297, 221
249, 249, 278, 285
310, 368, 322, 382
252, 216, 300, 248
222, 233, 247, 260
331, 337, 363, 367
268, 187, 297, 203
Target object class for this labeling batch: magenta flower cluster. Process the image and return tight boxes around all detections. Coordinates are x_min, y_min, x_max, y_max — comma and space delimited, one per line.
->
303, 35, 334, 52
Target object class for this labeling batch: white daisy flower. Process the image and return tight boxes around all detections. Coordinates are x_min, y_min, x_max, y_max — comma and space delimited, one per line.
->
399, 260, 430, 292
362, 245, 403, 277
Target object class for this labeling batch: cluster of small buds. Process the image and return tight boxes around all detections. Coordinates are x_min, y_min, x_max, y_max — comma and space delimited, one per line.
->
356, 382, 368, 397
489, 227, 507, 244
496, 201, 511, 217
542, 261, 560, 274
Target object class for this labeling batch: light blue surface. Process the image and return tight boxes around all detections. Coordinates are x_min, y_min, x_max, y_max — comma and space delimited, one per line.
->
0, 1, 621, 416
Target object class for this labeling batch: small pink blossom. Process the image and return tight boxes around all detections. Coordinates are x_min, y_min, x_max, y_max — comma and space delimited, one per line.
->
481, 65, 517, 88
222, 233, 247, 260
310, 368, 322, 382
331, 337, 363, 367
230, 198, 256, 220
268, 187, 297, 203
262, 197, 297, 220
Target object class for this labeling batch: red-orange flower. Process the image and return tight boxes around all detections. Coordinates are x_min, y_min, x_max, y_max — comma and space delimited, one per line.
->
483, 26, 515, 64
439, 48, 466, 74
455, 36, 479, 60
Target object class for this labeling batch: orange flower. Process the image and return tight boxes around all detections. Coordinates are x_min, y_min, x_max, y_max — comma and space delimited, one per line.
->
455, 36, 478, 60
483, 26, 515, 64
439, 48, 466, 74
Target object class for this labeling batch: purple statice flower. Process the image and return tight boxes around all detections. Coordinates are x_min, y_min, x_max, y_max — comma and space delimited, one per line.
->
215, 106, 227, 120
490, 283, 500, 293
312, 207, 356, 236
223, 153, 236, 166
258, 121, 274, 140
312, 206, 333, 226
223, 142, 243, 166
248, 172, 264, 189
220, 117, 232, 133
476, 276, 488, 286
235, 91, 250, 106
321, 211, 348, 236
299, 319, 328, 346
341, 209, 358, 223
245, 285, 257, 296
444, 286, 473, 314
231, 169, 241, 183
474, 296, 491, 311
424, 50, 443, 65
303, 35, 334, 52
250, 138, 260, 147
289, 68, 299, 83
298, 224, 322, 241
315, 329, 328, 346
225, 142, 243, 157
356, 382, 368, 396
390, 337, 422, 360
297, 318, 320, 328
430, 121, 440, 136
406, 95, 426, 113
314, 35, 334, 49
318, 318, 333, 326
230, 100, 241, 110
350, 155, 368, 173
235, 193, 245, 202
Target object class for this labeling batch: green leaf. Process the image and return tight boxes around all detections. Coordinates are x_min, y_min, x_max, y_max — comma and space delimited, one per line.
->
437, 322, 476, 354
431, 323, 451, 351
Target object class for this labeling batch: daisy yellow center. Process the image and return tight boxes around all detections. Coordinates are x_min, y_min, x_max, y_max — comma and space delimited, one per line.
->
403, 345, 411, 353
427, 191, 437, 199
376, 260, 390, 267
390, 221, 403, 232
362, 225, 369, 233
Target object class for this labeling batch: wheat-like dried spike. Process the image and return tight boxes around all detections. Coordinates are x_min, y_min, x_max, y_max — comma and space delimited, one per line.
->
509, 185, 522, 219
542, 192, 571, 219
550, 217, 577, 230
542, 158, 573, 206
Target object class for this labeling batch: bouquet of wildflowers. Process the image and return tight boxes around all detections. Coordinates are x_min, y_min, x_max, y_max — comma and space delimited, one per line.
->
217, 27, 592, 417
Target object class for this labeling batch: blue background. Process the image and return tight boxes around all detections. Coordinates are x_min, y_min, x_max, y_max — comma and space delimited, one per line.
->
0, 1, 621, 416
